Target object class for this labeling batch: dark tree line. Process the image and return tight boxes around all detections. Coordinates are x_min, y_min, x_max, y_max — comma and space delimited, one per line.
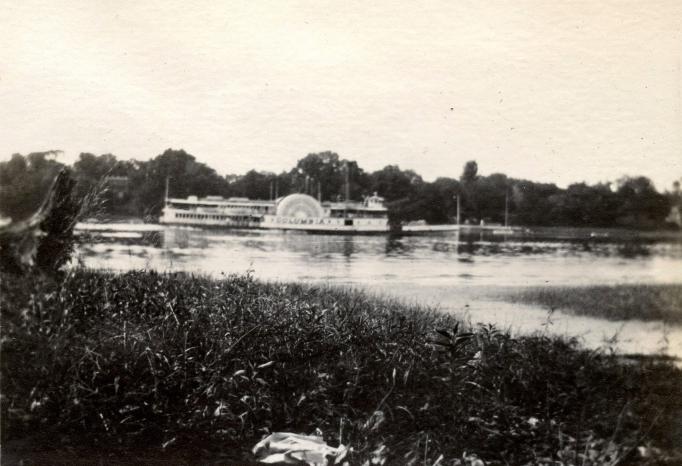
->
1, 149, 679, 229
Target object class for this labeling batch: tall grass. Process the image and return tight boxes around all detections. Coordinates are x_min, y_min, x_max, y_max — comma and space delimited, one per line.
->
2, 270, 682, 464
501, 284, 682, 323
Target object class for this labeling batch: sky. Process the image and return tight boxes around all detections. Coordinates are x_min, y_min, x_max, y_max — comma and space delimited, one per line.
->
1, 0, 680, 189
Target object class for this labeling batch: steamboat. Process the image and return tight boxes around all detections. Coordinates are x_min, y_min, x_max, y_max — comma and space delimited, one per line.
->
160, 192, 392, 234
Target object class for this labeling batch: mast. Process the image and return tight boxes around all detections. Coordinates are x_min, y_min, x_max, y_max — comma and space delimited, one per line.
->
344, 162, 350, 202
504, 191, 509, 227
343, 161, 350, 218
455, 194, 461, 225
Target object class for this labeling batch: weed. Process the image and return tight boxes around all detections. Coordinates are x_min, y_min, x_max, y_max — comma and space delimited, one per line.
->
1, 271, 681, 464
501, 284, 682, 324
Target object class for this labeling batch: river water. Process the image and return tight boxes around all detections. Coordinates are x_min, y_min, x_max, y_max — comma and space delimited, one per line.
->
76, 226, 682, 360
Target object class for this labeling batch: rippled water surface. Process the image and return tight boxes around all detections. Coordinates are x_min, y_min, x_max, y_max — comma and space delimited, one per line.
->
77, 226, 682, 358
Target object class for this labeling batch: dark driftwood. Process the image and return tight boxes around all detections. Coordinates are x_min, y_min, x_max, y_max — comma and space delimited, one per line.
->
0, 169, 76, 274
0, 169, 68, 236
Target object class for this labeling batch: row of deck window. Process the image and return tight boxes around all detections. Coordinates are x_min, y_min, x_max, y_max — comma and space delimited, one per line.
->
175, 213, 230, 220
168, 203, 271, 212
328, 210, 387, 219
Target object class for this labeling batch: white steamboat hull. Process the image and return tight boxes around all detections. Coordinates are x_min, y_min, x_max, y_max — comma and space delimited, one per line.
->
261, 215, 390, 234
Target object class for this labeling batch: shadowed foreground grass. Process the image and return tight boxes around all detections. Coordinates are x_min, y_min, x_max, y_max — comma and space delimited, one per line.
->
2, 270, 682, 465
500, 284, 682, 324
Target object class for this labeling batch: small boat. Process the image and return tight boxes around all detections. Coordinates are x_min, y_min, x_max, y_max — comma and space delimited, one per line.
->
492, 227, 516, 235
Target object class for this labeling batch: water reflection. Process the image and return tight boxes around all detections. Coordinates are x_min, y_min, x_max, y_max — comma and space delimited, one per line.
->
149, 227, 681, 259
75, 226, 682, 288
91, 226, 676, 258
616, 242, 651, 258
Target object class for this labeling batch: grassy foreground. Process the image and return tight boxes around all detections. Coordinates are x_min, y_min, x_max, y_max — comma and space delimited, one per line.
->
2, 271, 682, 465
500, 284, 682, 324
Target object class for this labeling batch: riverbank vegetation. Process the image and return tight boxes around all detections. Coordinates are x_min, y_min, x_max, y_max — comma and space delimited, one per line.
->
500, 284, 682, 324
2, 270, 682, 465
2, 150, 680, 229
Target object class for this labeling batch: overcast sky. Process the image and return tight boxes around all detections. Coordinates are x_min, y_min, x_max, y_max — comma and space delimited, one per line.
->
1, 0, 680, 189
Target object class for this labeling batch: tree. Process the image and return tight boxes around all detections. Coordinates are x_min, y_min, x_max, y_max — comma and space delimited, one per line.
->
370, 165, 422, 201
510, 180, 561, 226
230, 170, 275, 200
288, 152, 373, 201
474, 173, 509, 223
547, 183, 618, 227
0, 151, 65, 221
614, 176, 670, 227
342, 159, 372, 201
73, 153, 118, 181
459, 161, 480, 222
431, 177, 461, 221
131, 149, 231, 217
293, 152, 343, 200
72, 153, 123, 216
460, 160, 478, 184
4, 147, 675, 230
